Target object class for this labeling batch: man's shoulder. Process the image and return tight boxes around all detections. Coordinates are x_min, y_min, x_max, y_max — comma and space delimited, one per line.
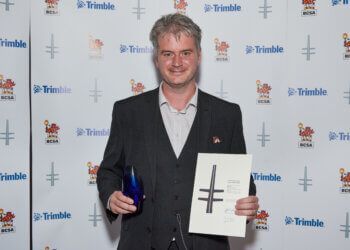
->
115, 87, 158, 107
199, 89, 240, 110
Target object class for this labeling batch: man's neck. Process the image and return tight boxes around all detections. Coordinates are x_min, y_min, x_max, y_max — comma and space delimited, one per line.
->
161, 82, 196, 111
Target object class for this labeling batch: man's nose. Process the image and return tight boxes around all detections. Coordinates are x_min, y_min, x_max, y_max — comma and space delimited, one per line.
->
172, 54, 183, 66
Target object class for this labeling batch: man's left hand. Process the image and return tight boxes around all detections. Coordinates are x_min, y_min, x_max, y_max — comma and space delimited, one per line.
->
235, 196, 259, 222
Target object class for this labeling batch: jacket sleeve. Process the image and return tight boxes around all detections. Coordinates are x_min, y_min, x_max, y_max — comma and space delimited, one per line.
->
230, 104, 256, 196
97, 102, 125, 223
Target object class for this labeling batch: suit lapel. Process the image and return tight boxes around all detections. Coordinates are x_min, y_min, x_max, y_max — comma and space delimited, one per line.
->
197, 90, 211, 153
142, 88, 159, 196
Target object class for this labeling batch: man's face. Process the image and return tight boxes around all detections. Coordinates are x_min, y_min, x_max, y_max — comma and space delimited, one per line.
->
155, 32, 201, 89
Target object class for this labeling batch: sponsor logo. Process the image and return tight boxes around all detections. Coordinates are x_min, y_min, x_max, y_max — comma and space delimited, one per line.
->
33, 84, 71, 94
119, 44, 153, 54
0, 119, 14, 146
254, 210, 270, 231
299, 166, 312, 191
44, 247, 57, 250
47, 162, 59, 186
253, 172, 282, 182
174, 0, 188, 14
130, 79, 145, 95
288, 87, 327, 97
302, 0, 317, 16
215, 80, 228, 99
44, 120, 60, 144
89, 78, 102, 103
46, 34, 59, 59
298, 123, 314, 148
0, 38, 26, 48
340, 168, 350, 193
329, 131, 350, 141
343, 33, 350, 60
302, 34, 316, 61
0, 208, 15, 234
340, 212, 350, 238
89, 35, 104, 59
215, 38, 230, 62
285, 216, 324, 228
257, 122, 270, 147
256, 80, 272, 104
204, 3, 241, 13
0, 74, 16, 101
259, 0, 272, 19
45, 0, 59, 15
87, 162, 99, 185
76, 128, 110, 136
33, 211, 72, 222
332, 0, 349, 6
246, 44, 284, 54
344, 85, 350, 104
77, 0, 116, 10
0, 0, 14, 11
0, 172, 27, 182
132, 0, 145, 20
88, 203, 102, 227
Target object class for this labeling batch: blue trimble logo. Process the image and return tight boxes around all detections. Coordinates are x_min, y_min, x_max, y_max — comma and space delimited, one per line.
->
204, 3, 241, 12
0, 172, 27, 182
33, 211, 72, 222
0, 38, 27, 48
77, 0, 116, 10
285, 216, 325, 228
288, 87, 328, 97
76, 128, 110, 136
120, 44, 153, 54
252, 172, 282, 182
332, 0, 349, 6
329, 131, 350, 141
33, 85, 71, 94
246, 45, 284, 54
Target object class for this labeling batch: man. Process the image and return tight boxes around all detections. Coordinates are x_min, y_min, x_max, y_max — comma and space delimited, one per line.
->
97, 13, 259, 250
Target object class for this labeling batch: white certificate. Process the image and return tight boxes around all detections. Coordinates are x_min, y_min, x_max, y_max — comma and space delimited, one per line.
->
189, 153, 252, 237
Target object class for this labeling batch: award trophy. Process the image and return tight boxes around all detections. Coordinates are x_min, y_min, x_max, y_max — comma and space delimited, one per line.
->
123, 165, 144, 212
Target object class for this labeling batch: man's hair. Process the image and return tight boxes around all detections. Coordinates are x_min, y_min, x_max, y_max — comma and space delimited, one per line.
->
150, 13, 202, 54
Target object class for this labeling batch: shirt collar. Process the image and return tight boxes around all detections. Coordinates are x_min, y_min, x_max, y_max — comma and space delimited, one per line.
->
159, 82, 198, 113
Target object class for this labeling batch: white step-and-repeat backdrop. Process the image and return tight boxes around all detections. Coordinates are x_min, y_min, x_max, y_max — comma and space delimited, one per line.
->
1, 1, 350, 250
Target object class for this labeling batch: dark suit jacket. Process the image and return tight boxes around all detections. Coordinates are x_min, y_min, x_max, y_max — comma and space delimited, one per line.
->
97, 88, 256, 250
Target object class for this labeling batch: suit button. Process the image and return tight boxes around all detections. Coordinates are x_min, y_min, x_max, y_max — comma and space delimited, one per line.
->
147, 227, 152, 233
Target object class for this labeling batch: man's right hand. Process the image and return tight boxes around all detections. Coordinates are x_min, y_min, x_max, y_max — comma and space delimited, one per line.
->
109, 191, 137, 215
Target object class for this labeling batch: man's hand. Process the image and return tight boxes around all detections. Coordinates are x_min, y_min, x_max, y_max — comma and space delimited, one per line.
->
235, 196, 259, 222
109, 191, 137, 215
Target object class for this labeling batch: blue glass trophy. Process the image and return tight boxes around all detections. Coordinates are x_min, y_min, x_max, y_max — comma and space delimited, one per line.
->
123, 165, 144, 212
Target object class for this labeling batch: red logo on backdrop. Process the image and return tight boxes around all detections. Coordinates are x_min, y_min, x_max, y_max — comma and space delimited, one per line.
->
340, 168, 350, 194
87, 162, 99, 185
89, 35, 104, 59
214, 38, 230, 62
0, 208, 15, 234
174, 0, 188, 14
301, 0, 317, 16
44, 120, 60, 144
0, 74, 16, 101
343, 33, 350, 60
254, 210, 270, 231
45, 0, 60, 15
298, 123, 314, 148
130, 79, 145, 96
256, 80, 272, 104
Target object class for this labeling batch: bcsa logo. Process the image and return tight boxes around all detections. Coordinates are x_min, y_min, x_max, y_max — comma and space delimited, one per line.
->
256, 80, 272, 104
0, 208, 16, 234
89, 35, 104, 59
254, 210, 270, 231
301, 0, 317, 16
343, 33, 350, 60
339, 168, 350, 194
87, 162, 99, 185
298, 123, 314, 148
174, 0, 188, 14
0, 74, 16, 101
214, 38, 230, 62
44, 120, 60, 144
45, 0, 60, 15
130, 79, 145, 96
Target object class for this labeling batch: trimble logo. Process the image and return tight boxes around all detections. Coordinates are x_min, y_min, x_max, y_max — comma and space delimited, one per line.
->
120, 44, 153, 54
298, 123, 314, 148
288, 87, 328, 97
0, 74, 16, 101
301, 0, 317, 16
0, 172, 27, 182
252, 172, 282, 182
0, 38, 27, 48
332, 0, 349, 6
204, 3, 242, 13
33, 84, 72, 94
76, 128, 110, 137
33, 211, 72, 222
77, 0, 116, 10
285, 216, 325, 228
329, 131, 350, 141
0, 208, 15, 234
245, 45, 284, 54
254, 210, 270, 231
